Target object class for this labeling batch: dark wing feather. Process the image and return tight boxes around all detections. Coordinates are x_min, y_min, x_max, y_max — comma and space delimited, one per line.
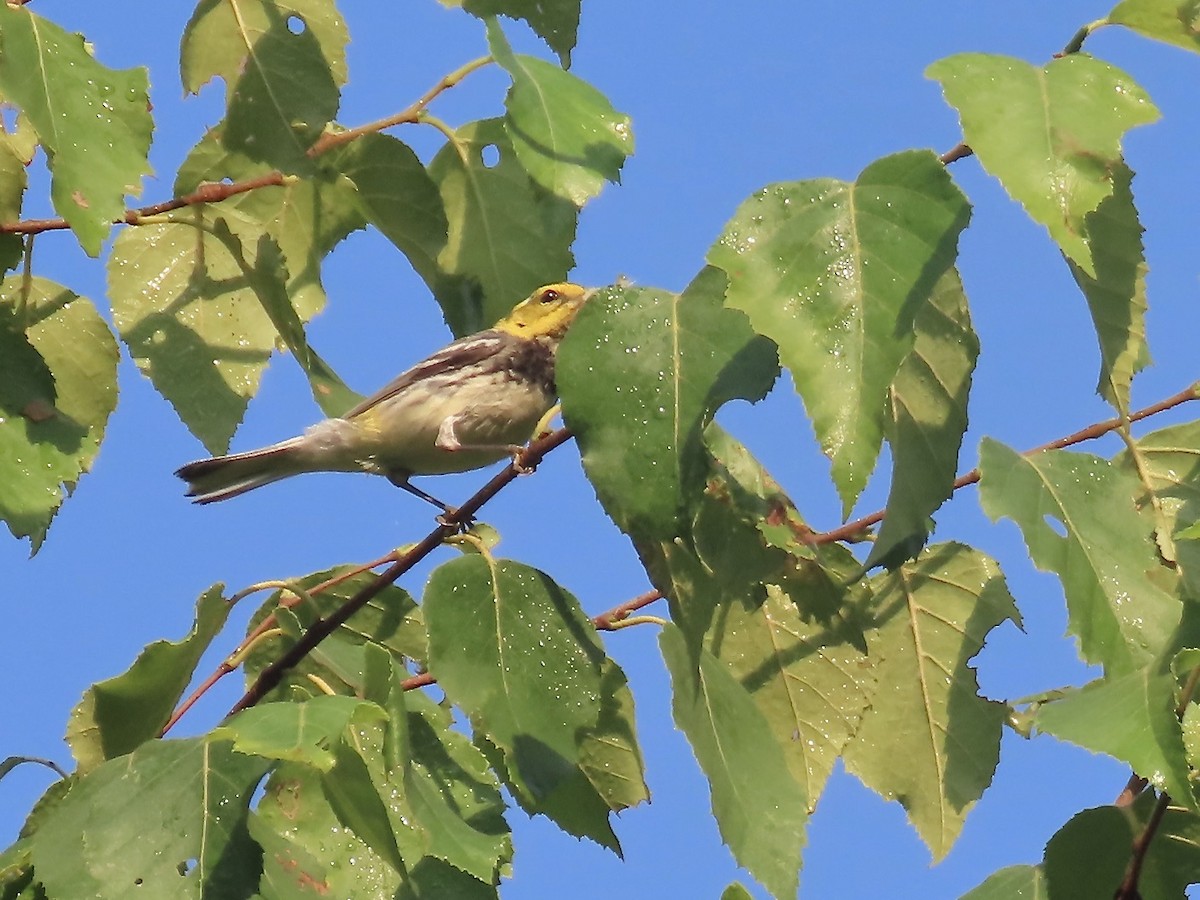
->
340, 330, 509, 420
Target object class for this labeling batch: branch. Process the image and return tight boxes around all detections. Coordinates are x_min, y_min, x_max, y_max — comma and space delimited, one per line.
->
226, 426, 574, 717
813, 382, 1200, 545
0, 56, 492, 237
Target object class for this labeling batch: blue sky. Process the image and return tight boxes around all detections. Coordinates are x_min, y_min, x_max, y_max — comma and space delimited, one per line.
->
3, 3, 1200, 897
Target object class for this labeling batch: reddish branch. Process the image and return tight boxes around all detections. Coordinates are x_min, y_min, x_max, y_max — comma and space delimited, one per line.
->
813, 384, 1200, 545
0, 56, 491, 237
226, 426, 574, 716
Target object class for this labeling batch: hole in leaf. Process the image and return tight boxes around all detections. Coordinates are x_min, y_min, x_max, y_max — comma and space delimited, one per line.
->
480, 144, 500, 168
177, 858, 198, 876
286, 15, 306, 34
1043, 514, 1067, 538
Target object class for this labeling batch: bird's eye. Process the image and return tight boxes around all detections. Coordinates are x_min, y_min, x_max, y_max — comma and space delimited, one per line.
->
540, 289, 559, 304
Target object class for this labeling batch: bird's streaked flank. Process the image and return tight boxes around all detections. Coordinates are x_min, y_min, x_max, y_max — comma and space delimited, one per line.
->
176, 283, 592, 511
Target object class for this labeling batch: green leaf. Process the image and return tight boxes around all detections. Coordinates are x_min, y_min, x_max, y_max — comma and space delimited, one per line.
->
322, 730, 407, 874
241, 568, 425, 701
559, 268, 779, 540
108, 207, 288, 453
0, 278, 118, 550
489, 22, 633, 205
1035, 665, 1194, 807
463, 0, 580, 65
213, 226, 359, 416
245, 810, 331, 899
405, 691, 511, 885
842, 543, 1019, 859
867, 268, 978, 570
927, 53, 1158, 275
979, 440, 1181, 675
181, 0, 349, 90
0, 129, 29, 224
720, 883, 755, 900
1065, 161, 1149, 412
960, 866, 1048, 900
708, 580, 874, 808
423, 555, 617, 847
214, 695, 386, 771
254, 762, 403, 896
708, 150, 970, 515
414, 118, 578, 336
29, 738, 269, 897
660, 623, 808, 900
1043, 794, 1200, 899
1109, 0, 1200, 55
222, 11, 340, 172
66, 586, 233, 774
1118, 420, 1200, 601
576, 661, 649, 813
0, 303, 54, 423
0, 6, 152, 255
329, 133, 448, 266
175, 131, 366, 324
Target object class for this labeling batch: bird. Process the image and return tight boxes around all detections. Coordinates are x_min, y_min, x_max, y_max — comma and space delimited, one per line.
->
176, 282, 593, 512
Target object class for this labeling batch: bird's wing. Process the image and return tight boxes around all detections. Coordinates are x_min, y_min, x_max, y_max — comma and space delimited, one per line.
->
340, 330, 510, 420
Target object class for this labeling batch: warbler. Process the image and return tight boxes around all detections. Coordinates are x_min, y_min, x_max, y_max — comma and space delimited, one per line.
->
176, 282, 593, 511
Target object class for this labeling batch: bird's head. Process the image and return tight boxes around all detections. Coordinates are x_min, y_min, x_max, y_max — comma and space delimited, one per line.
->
495, 283, 593, 342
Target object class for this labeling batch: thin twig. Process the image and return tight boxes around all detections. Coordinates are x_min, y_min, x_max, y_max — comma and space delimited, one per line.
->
813, 383, 1200, 546
226, 427, 574, 717
0, 57, 492, 236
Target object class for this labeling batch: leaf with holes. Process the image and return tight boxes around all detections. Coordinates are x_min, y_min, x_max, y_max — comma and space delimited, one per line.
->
30, 738, 269, 897
181, 0, 349, 90
489, 22, 633, 205
979, 439, 1181, 675
413, 118, 578, 336
927, 53, 1158, 275
842, 543, 1019, 859
0, 6, 152, 255
708, 150, 970, 516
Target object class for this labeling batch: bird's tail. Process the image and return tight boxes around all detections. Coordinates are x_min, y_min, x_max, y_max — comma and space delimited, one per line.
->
175, 437, 310, 504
